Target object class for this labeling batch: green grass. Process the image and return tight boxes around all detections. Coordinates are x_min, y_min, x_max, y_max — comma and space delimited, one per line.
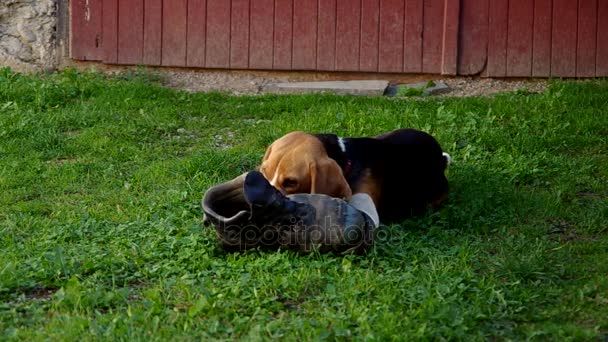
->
1, 67, 607, 341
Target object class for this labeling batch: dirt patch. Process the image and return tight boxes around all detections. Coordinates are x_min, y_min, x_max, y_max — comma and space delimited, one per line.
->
434, 78, 548, 97
72, 61, 550, 97
160, 70, 549, 97
26, 286, 57, 301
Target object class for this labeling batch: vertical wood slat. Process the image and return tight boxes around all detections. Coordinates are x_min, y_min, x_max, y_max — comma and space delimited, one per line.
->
250, 0, 274, 69
102, 0, 118, 63
486, 0, 508, 77
378, 0, 404, 72
336, 0, 361, 71
551, 0, 578, 77
533, 0, 552, 77
187, 0, 207, 67
360, 0, 380, 72
231, 0, 250, 69
293, 0, 318, 70
458, 0, 488, 75
118, 0, 144, 64
162, 0, 187, 66
441, 0, 459, 75
70, 0, 103, 60
507, 0, 534, 76
598, 0, 608, 76
422, 0, 444, 73
206, 0, 231, 68
143, 0, 162, 65
577, 0, 598, 77
317, 0, 337, 70
404, 0, 423, 73
273, 0, 293, 69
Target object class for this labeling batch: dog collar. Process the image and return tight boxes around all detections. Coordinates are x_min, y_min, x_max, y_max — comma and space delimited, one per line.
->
343, 159, 353, 176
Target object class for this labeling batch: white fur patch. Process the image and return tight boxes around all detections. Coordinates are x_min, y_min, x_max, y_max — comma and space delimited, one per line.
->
338, 137, 347, 153
443, 152, 452, 166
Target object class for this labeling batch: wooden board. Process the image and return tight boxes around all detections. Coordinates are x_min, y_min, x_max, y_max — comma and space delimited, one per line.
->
187, 0, 207, 67
404, 0, 423, 73
577, 0, 598, 77
507, 0, 534, 76
230, 0, 249, 69
162, 0, 187, 66
274, 0, 293, 69
102, 0, 118, 63
598, 0, 608, 76
486, 0, 508, 77
422, 0, 444, 73
532, 0, 552, 77
118, 0, 143, 65
143, 0, 162, 65
360, 0, 380, 72
378, 0, 404, 72
70, 0, 103, 60
317, 0, 337, 70
250, 0, 274, 69
441, 0, 460, 75
458, 0, 488, 75
336, 0, 361, 71
293, 0, 318, 70
551, 0, 578, 77
206, 0, 231, 68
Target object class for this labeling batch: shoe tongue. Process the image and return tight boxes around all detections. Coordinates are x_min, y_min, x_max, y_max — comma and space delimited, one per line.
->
243, 171, 276, 207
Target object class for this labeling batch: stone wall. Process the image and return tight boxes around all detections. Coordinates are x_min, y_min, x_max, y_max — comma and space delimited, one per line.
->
0, 0, 58, 73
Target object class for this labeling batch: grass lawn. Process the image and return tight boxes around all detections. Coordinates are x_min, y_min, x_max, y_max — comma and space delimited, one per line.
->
0, 67, 607, 341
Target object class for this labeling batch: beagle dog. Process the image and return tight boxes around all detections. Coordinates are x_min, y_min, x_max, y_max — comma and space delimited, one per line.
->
259, 128, 451, 224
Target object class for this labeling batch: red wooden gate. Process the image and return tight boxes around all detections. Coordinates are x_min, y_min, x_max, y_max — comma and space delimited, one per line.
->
70, 0, 608, 77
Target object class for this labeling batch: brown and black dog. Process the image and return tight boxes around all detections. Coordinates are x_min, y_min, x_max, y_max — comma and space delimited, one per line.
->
259, 128, 451, 224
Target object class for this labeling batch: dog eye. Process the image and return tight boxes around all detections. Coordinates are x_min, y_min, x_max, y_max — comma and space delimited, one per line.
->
282, 178, 298, 189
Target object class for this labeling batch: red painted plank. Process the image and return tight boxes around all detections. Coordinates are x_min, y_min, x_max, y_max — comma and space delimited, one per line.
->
532, 0, 552, 77
486, 0, 508, 77
102, 0, 118, 63
378, 0, 404, 72
360, 0, 380, 72
143, 0, 162, 65
274, 0, 293, 69
552, 0, 578, 77
187, 0, 207, 67
118, 0, 143, 64
70, 0, 103, 60
422, 0, 444, 73
206, 0, 231, 68
231, 0, 250, 69
162, 0, 187, 66
403, 0, 423, 73
293, 0, 318, 70
317, 0, 337, 71
441, 0, 460, 75
577, 0, 598, 77
598, 0, 608, 76
250, 0, 274, 69
336, 0, 361, 71
507, 0, 534, 76
458, 0, 488, 75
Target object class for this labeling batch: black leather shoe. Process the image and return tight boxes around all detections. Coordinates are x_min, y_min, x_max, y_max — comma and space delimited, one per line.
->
202, 171, 377, 254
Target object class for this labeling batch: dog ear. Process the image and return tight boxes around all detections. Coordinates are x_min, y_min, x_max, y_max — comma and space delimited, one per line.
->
309, 158, 352, 199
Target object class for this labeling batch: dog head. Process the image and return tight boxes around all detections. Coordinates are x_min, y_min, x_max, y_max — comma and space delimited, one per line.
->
259, 131, 352, 199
